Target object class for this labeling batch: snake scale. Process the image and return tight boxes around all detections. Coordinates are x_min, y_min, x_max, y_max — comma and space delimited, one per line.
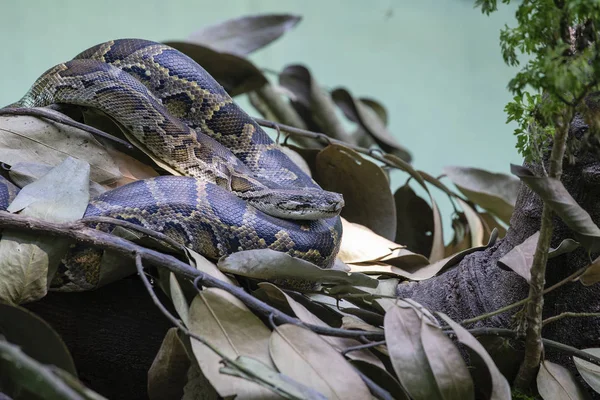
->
0, 39, 343, 290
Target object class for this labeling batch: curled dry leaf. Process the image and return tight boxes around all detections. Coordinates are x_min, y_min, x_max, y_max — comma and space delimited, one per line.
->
0, 157, 90, 304
457, 198, 484, 248
498, 231, 539, 282
573, 348, 600, 394
188, 288, 277, 399
218, 248, 378, 288
315, 144, 396, 240
340, 218, 429, 276
479, 212, 507, 241
512, 164, 600, 252
0, 112, 121, 184
580, 256, 600, 286
103, 146, 158, 188
148, 328, 190, 400
187, 14, 302, 57
444, 166, 519, 224
331, 88, 411, 162
537, 360, 588, 400
164, 41, 267, 96
269, 324, 371, 400
498, 232, 580, 283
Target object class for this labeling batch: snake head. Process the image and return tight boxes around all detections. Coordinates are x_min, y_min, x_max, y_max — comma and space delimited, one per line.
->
249, 188, 345, 220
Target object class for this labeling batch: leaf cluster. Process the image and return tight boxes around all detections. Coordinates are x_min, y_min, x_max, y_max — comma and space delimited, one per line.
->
478, 0, 600, 161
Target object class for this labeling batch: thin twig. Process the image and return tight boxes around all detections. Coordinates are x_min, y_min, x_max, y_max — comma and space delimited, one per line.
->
0, 211, 384, 340
341, 340, 386, 356
0, 107, 133, 149
134, 254, 323, 399
81, 216, 187, 253
353, 368, 395, 400
462, 327, 600, 368
255, 118, 403, 168
542, 312, 600, 327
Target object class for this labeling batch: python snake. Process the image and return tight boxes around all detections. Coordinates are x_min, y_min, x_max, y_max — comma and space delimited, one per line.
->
0, 39, 343, 290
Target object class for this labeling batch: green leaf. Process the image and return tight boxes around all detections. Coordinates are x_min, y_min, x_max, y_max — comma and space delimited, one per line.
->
219, 248, 378, 288
186, 14, 301, 56
511, 164, 600, 252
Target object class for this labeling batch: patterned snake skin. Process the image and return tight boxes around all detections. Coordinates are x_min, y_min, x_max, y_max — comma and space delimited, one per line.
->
0, 39, 343, 290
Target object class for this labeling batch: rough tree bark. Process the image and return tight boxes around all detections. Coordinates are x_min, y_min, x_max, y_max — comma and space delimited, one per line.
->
397, 113, 600, 383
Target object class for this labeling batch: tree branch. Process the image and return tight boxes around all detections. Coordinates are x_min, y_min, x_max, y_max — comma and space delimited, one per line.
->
0, 107, 133, 149
0, 211, 384, 340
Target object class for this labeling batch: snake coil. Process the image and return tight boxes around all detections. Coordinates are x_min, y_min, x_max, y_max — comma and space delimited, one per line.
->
0, 39, 343, 290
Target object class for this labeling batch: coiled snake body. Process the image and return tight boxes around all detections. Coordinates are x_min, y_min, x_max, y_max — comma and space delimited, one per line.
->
1, 39, 343, 290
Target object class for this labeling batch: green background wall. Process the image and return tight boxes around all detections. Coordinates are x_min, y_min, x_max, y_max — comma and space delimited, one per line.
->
0, 0, 522, 232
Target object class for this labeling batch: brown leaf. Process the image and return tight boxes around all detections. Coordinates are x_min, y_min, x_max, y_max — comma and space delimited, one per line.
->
537, 360, 588, 400
394, 183, 434, 256
512, 164, 600, 252
315, 145, 396, 240
148, 328, 190, 400
0, 302, 76, 375
279, 65, 349, 140
444, 166, 520, 224
385, 302, 443, 399
438, 313, 511, 400
188, 288, 277, 399
187, 14, 301, 56
0, 112, 121, 184
331, 88, 411, 162
269, 324, 371, 399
